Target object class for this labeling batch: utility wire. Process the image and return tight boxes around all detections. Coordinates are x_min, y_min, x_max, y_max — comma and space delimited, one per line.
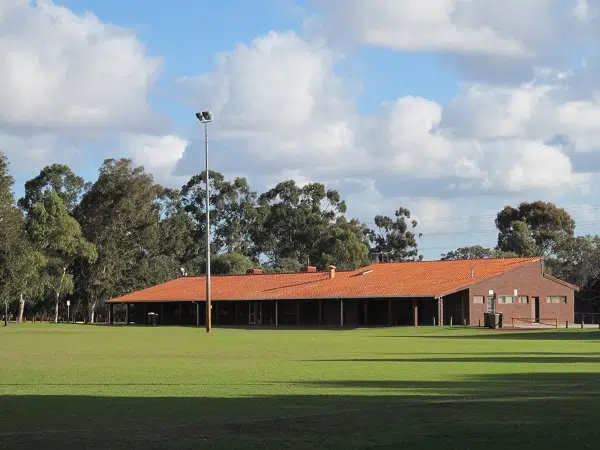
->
361, 204, 600, 225
357, 176, 600, 205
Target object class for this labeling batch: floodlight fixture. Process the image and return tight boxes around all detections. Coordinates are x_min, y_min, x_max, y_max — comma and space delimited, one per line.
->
195, 111, 213, 123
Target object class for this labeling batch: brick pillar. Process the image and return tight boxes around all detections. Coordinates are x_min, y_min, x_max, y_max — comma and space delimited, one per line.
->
412, 298, 418, 327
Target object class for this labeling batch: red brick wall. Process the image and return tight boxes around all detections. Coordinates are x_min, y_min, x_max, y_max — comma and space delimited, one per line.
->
468, 260, 574, 326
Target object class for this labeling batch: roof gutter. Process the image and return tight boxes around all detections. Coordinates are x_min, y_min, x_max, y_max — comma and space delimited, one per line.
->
105, 294, 440, 303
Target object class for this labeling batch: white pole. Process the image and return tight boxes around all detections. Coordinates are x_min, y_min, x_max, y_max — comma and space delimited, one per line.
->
205, 122, 212, 334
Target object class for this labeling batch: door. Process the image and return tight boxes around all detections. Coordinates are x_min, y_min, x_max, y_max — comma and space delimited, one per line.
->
486, 296, 496, 313
533, 297, 540, 323
248, 302, 262, 325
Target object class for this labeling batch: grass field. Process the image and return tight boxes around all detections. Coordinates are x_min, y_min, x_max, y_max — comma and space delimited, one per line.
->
1, 325, 600, 449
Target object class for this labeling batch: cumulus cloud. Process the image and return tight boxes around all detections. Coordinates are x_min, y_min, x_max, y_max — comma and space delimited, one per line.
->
442, 68, 600, 154
0, 0, 164, 134
118, 134, 189, 187
313, 0, 575, 56
313, 0, 530, 56
313, 0, 600, 84
175, 27, 595, 219
177, 31, 367, 177
0, 0, 185, 187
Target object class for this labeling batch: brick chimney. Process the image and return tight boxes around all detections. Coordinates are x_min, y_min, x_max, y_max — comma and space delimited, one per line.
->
302, 266, 317, 273
247, 268, 263, 275
328, 265, 337, 279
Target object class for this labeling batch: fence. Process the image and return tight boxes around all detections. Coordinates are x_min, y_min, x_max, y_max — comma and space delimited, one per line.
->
575, 312, 600, 324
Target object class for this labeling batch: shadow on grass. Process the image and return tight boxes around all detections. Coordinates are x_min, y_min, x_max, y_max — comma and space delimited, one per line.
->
1, 372, 599, 449
303, 356, 600, 363
377, 330, 600, 341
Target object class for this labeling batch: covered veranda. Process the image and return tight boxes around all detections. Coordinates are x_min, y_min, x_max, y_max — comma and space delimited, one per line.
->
109, 290, 469, 327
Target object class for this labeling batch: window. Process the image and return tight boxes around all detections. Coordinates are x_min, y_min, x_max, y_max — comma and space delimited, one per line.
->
473, 295, 484, 304
518, 296, 529, 304
546, 296, 567, 304
498, 296, 514, 304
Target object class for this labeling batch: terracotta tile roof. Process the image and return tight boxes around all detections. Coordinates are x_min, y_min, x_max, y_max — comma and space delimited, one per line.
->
107, 257, 549, 303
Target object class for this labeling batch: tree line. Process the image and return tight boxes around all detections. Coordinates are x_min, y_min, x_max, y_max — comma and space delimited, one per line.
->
0, 152, 597, 323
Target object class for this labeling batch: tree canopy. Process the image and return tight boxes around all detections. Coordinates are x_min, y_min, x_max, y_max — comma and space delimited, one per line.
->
2, 150, 599, 322
369, 208, 421, 262
496, 201, 575, 257
441, 245, 517, 261
19, 164, 88, 214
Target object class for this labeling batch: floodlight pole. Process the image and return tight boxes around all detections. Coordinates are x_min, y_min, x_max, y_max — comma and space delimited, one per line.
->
196, 111, 213, 334
204, 120, 212, 334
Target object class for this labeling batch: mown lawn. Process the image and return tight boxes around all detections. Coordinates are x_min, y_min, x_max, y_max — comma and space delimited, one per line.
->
1, 324, 599, 449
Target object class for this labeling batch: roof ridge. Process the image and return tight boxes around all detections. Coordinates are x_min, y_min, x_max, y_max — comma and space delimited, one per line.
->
369, 256, 540, 265
180, 271, 331, 278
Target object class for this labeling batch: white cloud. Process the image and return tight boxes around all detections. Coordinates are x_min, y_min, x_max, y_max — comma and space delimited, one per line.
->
178, 31, 367, 175
442, 69, 600, 153
0, 0, 163, 133
0, 133, 80, 172
568, 203, 600, 223
175, 27, 597, 207
313, 0, 599, 85
443, 82, 556, 140
409, 199, 456, 233
337, 177, 459, 233
119, 134, 189, 187
0, 0, 185, 186
476, 139, 593, 192
573, 0, 593, 21
363, 97, 456, 177
313, 0, 576, 57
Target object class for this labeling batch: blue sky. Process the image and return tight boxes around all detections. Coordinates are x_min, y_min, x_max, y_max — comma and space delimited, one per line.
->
2, 0, 600, 259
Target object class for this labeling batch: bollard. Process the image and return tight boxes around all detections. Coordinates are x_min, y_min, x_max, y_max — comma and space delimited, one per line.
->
478, 319, 481, 327
581, 321, 584, 329
566, 321, 569, 329
450, 317, 453, 326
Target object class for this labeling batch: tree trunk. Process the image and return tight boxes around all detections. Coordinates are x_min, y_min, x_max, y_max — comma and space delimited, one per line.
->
4, 300, 7, 326
18, 294, 25, 323
54, 293, 60, 324
88, 294, 97, 324
54, 267, 67, 324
